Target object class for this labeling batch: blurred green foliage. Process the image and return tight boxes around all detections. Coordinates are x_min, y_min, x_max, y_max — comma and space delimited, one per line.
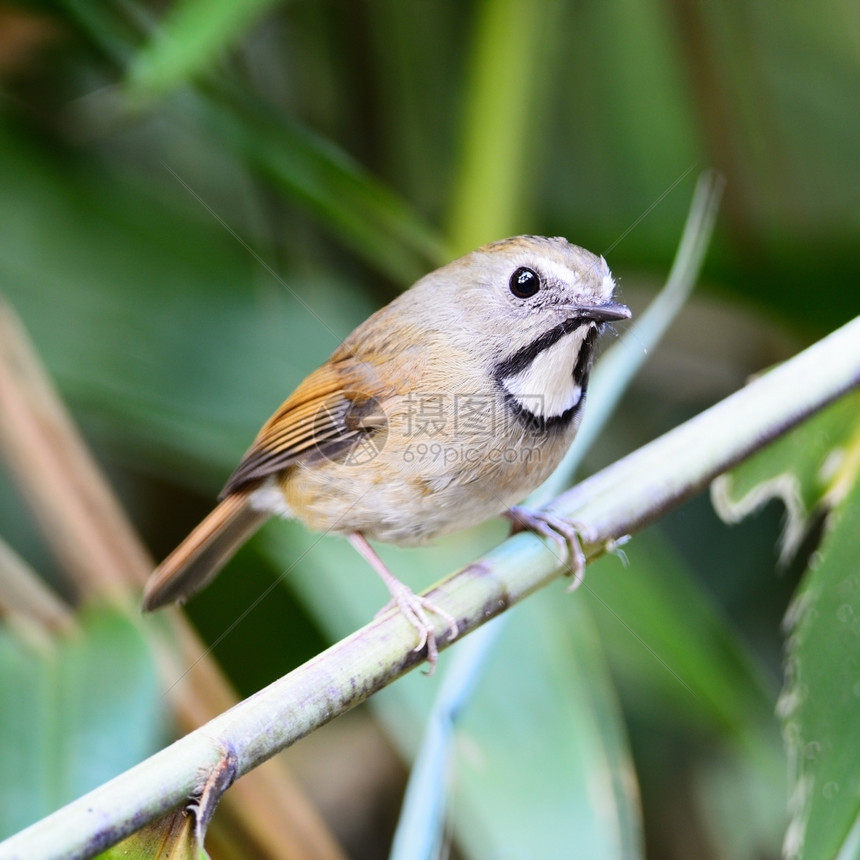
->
0, 1, 858, 859
0, 608, 163, 837
716, 392, 860, 860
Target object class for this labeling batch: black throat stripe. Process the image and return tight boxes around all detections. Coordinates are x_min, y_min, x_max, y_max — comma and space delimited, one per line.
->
492, 318, 592, 381
496, 323, 599, 433
572, 325, 598, 388
502, 390, 587, 433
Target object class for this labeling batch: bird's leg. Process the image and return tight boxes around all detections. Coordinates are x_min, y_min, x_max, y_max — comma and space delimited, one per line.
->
505, 506, 597, 590
348, 532, 459, 672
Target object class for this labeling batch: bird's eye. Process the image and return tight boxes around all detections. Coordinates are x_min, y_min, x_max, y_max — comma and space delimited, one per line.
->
509, 267, 541, 298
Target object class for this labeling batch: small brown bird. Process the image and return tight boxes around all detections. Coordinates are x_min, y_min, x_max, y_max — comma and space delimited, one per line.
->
143, 236, 630, 666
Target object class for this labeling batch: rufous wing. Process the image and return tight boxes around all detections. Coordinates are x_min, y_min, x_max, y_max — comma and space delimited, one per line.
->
143, 360, 388, 610
220, 360, 388, 496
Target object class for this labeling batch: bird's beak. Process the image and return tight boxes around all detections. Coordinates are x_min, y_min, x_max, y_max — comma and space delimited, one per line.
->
556, 301, 632, 323
585, 301, 632, 323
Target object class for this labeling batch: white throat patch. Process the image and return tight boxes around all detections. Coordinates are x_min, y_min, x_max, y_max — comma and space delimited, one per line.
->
501, 328, 589, 419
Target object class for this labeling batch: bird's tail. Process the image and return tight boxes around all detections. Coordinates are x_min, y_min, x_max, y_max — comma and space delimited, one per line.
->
142, 492, 268, 611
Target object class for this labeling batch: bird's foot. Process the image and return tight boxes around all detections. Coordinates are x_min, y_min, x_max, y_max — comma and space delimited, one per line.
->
377, 580, 459, 673
505, 506, 596, 590
349, 532, 458, 673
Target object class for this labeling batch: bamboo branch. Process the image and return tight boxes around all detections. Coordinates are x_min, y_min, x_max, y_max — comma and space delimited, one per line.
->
2, 314, 859, 860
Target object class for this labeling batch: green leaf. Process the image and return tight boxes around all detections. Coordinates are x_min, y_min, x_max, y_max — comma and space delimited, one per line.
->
780, 461, 860, 859
693, 730, 788, 860
586, 531, 776, 739
126, 0, 279, 102
450, 592, 642, 859
196, 89, 450, 284
95, 810, 209, 860
64, 2, 449, 284
709, 389, 860, 858
0, 607, 164, 838
712, 389, 860, 561
448, 0, 560, 250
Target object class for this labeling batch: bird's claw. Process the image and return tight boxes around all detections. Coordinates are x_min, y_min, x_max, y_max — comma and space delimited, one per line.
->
505, 506, 596, 590
378, 584, 459, 674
